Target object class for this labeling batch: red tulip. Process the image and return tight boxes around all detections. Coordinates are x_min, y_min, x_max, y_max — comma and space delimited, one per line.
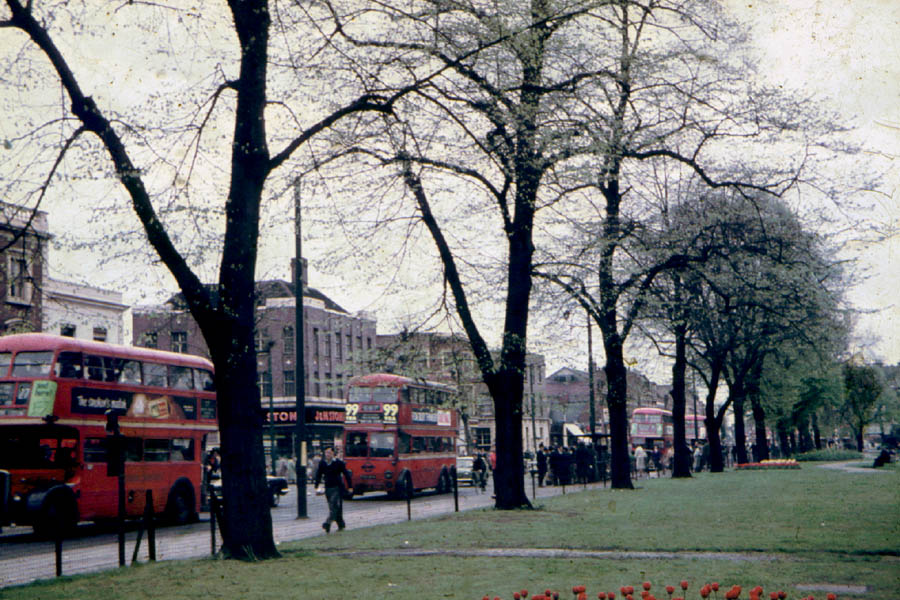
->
643, 583, 652, 592
827, 595, 836, 600
680, 581, 688, 591
598, 594, 606, 600
778, 593, 786, 600
608, 594, 615, 600
522, 591, 529, 598
626, 587, 635, 595
769, 594, 778, 600
620, 588, 628, 596
641, 592, 649, 600
700, 585, 711, 599
574, 587, 586, 595
626, 596, 634, 600
579, 594, 588, 600
711, 583, 720, 592
514, 593, 521, 600
546, 591, 552, 597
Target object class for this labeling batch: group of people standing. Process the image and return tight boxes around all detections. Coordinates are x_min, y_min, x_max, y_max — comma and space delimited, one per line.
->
534, 442, 605, 486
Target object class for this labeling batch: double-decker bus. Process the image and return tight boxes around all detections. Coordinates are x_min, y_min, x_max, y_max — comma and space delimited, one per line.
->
0, 333, 217, 536
685, 413, 707, 443
630, 407, 674, 448
342, 373, 457, 498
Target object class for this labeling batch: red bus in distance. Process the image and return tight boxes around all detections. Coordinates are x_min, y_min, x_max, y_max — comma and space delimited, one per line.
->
630, 407, 674, 448
342, 373, 457, 498
0, 333, 217, 536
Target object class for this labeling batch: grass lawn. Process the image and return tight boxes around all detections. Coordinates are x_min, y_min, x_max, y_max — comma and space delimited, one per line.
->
4, 463, 898, 600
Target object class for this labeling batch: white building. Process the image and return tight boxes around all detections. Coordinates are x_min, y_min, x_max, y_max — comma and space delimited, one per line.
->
41, 277, 130, 344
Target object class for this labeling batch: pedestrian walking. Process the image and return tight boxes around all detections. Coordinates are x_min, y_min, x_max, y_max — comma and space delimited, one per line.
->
536, 445, 548, 486
314, 447, 353, 533
634, 445, 647, 478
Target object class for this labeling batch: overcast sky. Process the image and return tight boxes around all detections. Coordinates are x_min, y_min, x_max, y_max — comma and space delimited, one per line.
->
5, 0, 896, 371
721, 0, 899, 365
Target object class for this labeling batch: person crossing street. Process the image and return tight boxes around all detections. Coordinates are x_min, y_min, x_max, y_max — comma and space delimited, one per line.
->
314, 447, 353, 533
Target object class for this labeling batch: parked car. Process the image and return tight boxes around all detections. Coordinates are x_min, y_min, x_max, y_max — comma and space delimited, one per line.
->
455, 456, 474, 486
209, 475, 289, 508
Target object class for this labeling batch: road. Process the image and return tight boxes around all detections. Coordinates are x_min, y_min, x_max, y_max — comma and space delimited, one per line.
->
0, 477, 602, 589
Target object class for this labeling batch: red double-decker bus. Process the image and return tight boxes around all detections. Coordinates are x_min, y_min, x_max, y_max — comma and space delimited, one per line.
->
630, 407, 674, 448
343, 373, 457, 498
0, 333, 217, 536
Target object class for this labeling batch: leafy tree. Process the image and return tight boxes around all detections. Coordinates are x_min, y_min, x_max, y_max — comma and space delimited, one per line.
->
841, 362, 887, 451
0, 0, 406, 558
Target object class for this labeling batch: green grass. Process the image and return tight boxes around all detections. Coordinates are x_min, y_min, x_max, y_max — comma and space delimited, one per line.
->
4, 465, 898, 600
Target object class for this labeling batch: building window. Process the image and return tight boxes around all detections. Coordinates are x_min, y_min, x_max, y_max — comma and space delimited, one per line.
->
171, 331, 187, 353
283, 326, 294, 355
284, 370, 296, 396
60, 324, 76, 337
324, 333, 331, 358
313, 328, 320, 358
7, 254, 31, 302
257, 370, 272, 398
93, 327, 107, 342
142, 332, 158, 349
335, 330, 342, 361
474, 427, 491, 450
254, 328, 269, 352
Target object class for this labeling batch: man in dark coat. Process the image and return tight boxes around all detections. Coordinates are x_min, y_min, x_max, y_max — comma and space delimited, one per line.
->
314, 447, 353, 532
536, 445, 548, 486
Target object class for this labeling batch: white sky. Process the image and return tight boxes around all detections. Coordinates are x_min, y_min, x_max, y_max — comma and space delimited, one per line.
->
722, 0, 900, 366
5, 0, 897, 372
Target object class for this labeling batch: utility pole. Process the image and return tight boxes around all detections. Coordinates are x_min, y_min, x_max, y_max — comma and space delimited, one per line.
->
587, 310, 597, 443
293, 179, 307, 519
529, 362, 537, 453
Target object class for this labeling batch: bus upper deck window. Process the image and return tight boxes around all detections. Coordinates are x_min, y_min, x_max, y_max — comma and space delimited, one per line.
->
55, 352, 84, 379
0, 352, 12, 376
12, 351, 53, 377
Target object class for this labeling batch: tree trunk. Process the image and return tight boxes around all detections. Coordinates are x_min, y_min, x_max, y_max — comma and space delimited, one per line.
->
751, 398, 768, 461
705, 358, 726, 473
488, 371, 530, 508
811, 411, 822, 450
670, 323, 691, 478
730, 378, 748, 465
604, 341, 633, 489
777, 421, 791, 458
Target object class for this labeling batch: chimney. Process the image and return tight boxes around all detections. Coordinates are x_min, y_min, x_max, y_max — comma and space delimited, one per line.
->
291, 257, 308, 293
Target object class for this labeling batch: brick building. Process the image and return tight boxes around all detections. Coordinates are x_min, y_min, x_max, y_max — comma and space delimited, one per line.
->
132, 262, 376, 462
544, 366, 673, 446
0, 204, 50, 334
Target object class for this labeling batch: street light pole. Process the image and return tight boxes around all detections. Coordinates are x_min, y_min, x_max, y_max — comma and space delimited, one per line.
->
293, 178, 308, 519
529, 363, 537, 453
266, 342, 276, 476
587, 310, 597, 443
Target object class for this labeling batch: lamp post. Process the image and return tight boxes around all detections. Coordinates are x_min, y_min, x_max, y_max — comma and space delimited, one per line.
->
293, 178, 307, 519
265, 341, 276, 475
529, 363, 537, 453
587, 310, 597, 443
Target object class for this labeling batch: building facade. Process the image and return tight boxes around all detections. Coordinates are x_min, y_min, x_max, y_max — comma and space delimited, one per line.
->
41, 278, 130, 344
0, 204, 50, 334
544, 366, 673, 446
132, 265, 377, 465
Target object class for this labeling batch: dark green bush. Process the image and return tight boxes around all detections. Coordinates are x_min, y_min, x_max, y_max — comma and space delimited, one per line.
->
795, 448, 864, 462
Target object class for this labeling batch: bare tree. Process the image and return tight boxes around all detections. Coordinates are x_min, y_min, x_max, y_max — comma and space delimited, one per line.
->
0, 0, 403, 558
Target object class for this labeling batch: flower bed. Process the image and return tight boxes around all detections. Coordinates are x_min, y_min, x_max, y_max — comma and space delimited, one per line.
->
479, 581, 835, 600
736, 459, 800, 470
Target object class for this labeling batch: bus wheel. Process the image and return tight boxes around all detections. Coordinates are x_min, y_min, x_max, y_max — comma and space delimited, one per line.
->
34, 488, 78, 539
166, 481, 196, 525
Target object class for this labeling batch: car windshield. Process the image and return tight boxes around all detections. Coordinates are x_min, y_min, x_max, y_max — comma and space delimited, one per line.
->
457, 457, 473, 467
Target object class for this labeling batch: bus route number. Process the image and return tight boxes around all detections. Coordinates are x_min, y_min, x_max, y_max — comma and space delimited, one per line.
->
382, 403, 398, 424
345, 403, 359, 423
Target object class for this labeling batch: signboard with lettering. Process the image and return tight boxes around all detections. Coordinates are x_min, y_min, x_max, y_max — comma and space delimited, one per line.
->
26, 380, 57, 418
70, 387, 191, 420
268, 407, 346, 424
344, 402, 396, 424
